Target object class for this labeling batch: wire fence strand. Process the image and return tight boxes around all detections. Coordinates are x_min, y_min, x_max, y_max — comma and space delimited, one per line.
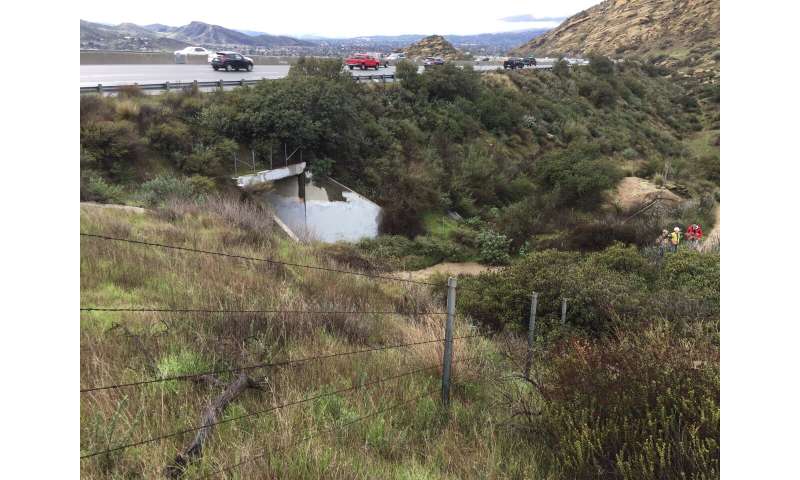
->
80, 307, 446, 315
81, 333, 488, 393
80, 364, 439, 459
81, 233, 443, 287
199, 386, 439, 479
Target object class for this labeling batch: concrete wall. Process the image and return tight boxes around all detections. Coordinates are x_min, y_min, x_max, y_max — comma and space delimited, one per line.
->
81, 50, 301, 66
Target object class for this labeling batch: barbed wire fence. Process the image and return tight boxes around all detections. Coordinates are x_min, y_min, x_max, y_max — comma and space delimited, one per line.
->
79, 232, 506, 477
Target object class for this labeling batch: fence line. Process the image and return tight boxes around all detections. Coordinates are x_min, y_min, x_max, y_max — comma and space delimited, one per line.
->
199, 385, 439, 479
80, 333, 488, 393
81, 232, 443, 287
81, 229, 500, 468
80, 363, 440, 459
80, 307, 446, 315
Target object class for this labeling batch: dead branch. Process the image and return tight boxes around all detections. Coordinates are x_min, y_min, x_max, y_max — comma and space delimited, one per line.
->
164, 373, 262, 478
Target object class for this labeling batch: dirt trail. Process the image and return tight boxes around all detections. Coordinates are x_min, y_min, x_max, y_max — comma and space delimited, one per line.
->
80, 202, 147, 214
396, 262, 501, 281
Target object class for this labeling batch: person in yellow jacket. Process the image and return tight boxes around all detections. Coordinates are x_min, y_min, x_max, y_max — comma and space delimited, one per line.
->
670, 226, 682, 252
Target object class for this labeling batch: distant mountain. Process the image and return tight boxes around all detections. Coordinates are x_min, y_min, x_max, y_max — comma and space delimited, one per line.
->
143, 23, 177, 34
80, 20, 189, 51
82, 20, 313, 51
313, 29, 547, 53
403, 35, 463, 60
236, 29, 269, 37
164, 21, 314, 47
514, 0, 719, 80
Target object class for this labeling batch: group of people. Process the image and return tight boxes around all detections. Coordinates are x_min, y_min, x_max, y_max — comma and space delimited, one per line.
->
657, 224, 703, 255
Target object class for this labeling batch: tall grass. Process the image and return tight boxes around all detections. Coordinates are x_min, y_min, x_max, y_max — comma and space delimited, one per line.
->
79, 202, 520, 479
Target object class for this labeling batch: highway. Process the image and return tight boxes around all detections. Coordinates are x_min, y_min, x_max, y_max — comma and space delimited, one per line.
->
80, 64, 509, 87
80, 64, 399, 87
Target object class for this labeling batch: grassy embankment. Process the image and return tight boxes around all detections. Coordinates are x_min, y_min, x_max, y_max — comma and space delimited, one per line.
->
79, 200, 531, 479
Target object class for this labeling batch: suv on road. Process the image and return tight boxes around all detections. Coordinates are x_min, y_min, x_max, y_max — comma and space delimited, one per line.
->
503, 58, 525, 69
211, 52, 254, 72
345, 54, 381, 70
522, 56, 537, 67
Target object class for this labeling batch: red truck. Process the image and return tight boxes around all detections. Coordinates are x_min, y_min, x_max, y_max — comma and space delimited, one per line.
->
345, 53, 382, 70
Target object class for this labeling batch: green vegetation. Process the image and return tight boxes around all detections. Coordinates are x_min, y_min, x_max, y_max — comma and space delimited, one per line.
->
80, 204, 719, 479
79, 56, 719, 479
80, 57, 718, 254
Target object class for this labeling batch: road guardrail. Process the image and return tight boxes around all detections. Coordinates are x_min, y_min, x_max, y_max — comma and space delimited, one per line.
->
80, 74, 396, 94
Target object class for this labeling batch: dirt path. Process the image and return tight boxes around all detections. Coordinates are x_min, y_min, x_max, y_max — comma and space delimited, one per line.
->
396, 262, 501, 281
80, 202, 147, 214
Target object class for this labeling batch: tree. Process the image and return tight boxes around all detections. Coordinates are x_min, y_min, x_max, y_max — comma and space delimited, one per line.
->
288, 56, 347, 81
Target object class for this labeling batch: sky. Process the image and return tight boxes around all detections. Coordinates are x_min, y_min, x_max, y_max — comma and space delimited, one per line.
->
79, 0, 600, 38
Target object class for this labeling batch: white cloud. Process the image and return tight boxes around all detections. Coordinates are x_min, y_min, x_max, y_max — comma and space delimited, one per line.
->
79, 0, 601, 37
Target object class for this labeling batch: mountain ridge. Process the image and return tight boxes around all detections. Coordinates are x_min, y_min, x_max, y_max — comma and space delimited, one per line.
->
514, 0, 719, 81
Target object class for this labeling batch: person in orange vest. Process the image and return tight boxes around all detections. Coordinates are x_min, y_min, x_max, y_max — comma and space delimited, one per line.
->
670, 227, 682, 252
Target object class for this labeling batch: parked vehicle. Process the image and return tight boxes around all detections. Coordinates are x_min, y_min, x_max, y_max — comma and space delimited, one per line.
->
503, 57, 525, 69
211, 52, 254, 71
423, 57, 445, 67
345, 53, 381, 70
175, 46, 213, 62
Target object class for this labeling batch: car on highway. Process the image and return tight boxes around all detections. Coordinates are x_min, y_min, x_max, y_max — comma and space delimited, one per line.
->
503, 57, 525, 69
384, 52, 406, 65
522, 56, 538, 67
211, 52, 254, 71
423, 57, 445, 67
345, 54, 382, 70
175, 46, 213, 62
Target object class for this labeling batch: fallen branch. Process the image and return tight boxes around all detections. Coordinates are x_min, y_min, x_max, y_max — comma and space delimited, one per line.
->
164, 373, 262, 478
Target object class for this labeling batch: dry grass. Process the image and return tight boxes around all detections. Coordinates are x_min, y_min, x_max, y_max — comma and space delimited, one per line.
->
80, 200, 534, 479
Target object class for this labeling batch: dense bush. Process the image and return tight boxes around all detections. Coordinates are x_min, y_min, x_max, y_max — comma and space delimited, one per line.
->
79, 59, 711, 242
135, 175, 200, 207
458, 244, 718, 333
526, 321, 719, 479
476, 230, 511, 265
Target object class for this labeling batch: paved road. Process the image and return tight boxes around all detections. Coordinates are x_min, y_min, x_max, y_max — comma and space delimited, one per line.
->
80, 64, 401, 86
79, 63, 511, 87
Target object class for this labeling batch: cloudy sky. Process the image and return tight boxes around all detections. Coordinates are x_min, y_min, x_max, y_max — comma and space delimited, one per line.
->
80, 0, 599, 37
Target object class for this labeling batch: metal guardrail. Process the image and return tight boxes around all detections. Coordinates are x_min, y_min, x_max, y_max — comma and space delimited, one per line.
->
78, 62, 586, 94
80, 74, 396, 94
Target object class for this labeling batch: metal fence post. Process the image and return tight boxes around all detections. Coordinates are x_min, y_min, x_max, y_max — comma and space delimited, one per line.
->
442, 276, 457, 408
561, 298, 567, 325
524, 292, 538, 380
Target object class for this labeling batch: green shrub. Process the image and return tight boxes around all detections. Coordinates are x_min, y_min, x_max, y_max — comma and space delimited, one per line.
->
80, 120, 141, 179
289, 56, 346, 80
80, 171, 125, 203
476, 230, 511, 265
534, 142, 623, 208
135, 175, 196, 207
527, 321, 719, 479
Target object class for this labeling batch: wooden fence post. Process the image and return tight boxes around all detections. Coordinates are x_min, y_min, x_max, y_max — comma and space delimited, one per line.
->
442, 277, 457, 408
524, 292, 538, 380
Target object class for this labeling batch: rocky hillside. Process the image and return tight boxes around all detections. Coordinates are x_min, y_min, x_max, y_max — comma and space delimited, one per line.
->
403, 35, 463, 60
514, 0, 719, 82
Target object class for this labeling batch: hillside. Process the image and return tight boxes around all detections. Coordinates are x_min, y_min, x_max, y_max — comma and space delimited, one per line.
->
80, 20, 189, 51
80, 20, 312, 51
403, 35, 463, 60
163, 21, 314, 48
514, 0, 720, 82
